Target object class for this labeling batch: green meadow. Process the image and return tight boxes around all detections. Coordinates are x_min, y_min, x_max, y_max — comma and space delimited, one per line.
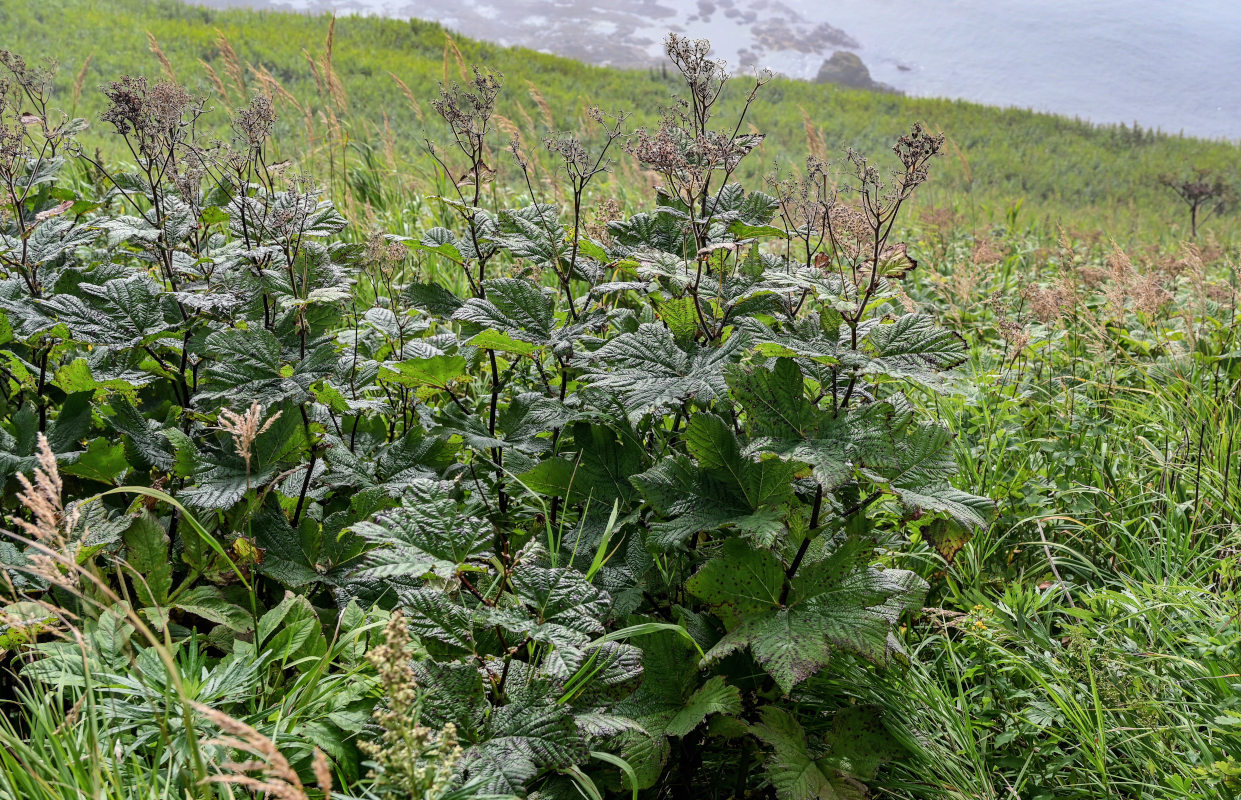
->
1, 2, 1240, 798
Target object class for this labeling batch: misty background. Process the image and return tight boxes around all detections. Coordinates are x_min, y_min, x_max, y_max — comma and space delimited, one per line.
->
193, 0, 1241, 140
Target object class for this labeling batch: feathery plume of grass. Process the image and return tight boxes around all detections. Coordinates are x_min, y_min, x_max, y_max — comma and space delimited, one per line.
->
210, 402, 282, 477
1181, 242, 1208, 311
303, 47, 328, 115
1131, 270, 1172, 318
799, 105, 826, 163
942, 258, 983, 312
145, 32, 176, 83
312, 748, 333, 797
214, 28, 246, 97
305, 20, 348, 188
388, 72, 425, 123
1099, 241, 1135, 319
971, 237, 1005, 267
514, 99, 536, 137
492, 113, 520, 143
1023, 275, 1075, 324
526, 80, 554, 130
9, 434, 80, 584
200, 59, 229, 104
196, 702, 329, 800
379, 111, 399, 174
442, 34, 467, 83
321, 16, 347, 112
249, 63, 304, 116
70, 52, 92, 113
943, 132, 972, 185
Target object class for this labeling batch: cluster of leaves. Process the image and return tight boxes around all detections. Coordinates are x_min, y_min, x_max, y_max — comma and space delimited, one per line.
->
0, 36, 988, 799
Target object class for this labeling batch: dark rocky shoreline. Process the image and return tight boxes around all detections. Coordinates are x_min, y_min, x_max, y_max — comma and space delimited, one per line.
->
188, 0, 885, 87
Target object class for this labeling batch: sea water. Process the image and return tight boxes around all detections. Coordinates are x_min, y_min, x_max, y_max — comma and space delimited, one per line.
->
194, 0, 1241, 141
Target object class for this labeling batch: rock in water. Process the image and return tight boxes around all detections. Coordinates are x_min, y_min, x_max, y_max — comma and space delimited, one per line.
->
815, 51, 898, 93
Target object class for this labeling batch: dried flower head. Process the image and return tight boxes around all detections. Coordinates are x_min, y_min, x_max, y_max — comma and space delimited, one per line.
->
845, 146, 882, 193
999, 319, 1031, 359
587, 197, 621, 243
0, 50, 55, 106
893, 122, 945, 190
432, 66, 502, 144
170, 158, 207, 204
505, 131, 528, 171
829, 203, 871, 243
364, 230, 408, 278
0, 106, 31, 179
972, 238, 1005, 267
267, 178, 322, 242
626, 120, 690, 176
544, 130, 590, 175
664, 33, 729, 112
100, 75, 146, 136
101, 75, 200, 159
767, 156, 833, 234
233, 93, 276, 149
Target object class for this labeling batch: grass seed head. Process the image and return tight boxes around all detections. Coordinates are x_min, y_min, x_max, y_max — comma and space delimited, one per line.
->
211, 402, 282, 474
9, 433, 80, 585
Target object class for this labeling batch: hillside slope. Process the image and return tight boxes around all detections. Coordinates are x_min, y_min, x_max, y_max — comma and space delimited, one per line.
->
4, 0, 1239, 238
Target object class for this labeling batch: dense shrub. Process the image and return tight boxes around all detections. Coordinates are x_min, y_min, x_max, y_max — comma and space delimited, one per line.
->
0, 36, 988, 798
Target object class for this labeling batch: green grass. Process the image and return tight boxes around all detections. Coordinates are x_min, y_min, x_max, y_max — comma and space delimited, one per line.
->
4, 0, 1241, 240
875, 221, 1241, 798
770, 220, 1241, 799
3, 4, 1241, 797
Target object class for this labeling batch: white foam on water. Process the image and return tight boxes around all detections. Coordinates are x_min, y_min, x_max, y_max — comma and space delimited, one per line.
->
190, 0, 1241, 140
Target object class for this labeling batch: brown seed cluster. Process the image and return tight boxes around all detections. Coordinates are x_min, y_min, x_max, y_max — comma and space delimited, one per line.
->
364, 230, 409, 278
233, 93, 276, 149
432, 67, 502, 142
101, 75, 197, 158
